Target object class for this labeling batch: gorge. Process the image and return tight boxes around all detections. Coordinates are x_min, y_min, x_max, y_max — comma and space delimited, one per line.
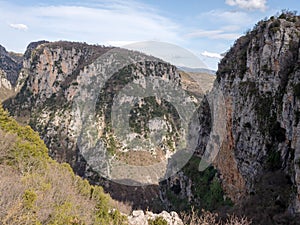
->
1, 12, 300, 225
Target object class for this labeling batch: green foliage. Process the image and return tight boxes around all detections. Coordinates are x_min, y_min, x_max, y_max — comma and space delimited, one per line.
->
269, 20, 281, 33
267, 148, 282, 170
128, 96, 180, 151
109, 210, 128, 225
0, 107, 48, 155
22, 189, 37, 209
168, 156, 233, 212
49, 201, 84, 225
148, 216, 168, 225
166, 189, 190, 211
254, 95, 275, 133
107, 135, 117, 155
0, 104, 128, 224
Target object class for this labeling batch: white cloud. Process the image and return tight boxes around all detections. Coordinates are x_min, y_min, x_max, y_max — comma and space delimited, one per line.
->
186, 29, 240, 40
225, 0, 267, 11
201, 51, 223, 59
9, 23, 28, 31
0, 1, 182, 52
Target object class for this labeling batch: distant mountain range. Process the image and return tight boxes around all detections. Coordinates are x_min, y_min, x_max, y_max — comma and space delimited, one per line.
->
177, 66, 216, 75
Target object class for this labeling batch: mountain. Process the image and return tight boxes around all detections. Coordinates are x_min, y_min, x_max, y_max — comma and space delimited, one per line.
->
0, 45, 23, 100
3, 40, 216, 211
195, 12, 300, 223
216, 11, 300, 203
178, 66, 216, 75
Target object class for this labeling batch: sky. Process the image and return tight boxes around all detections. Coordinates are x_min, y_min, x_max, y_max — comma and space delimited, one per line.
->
0, 0, 299, 70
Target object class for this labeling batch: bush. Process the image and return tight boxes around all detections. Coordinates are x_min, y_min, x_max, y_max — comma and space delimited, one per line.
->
148, 216, 168, 225
269, 20, 281, 33
163, 156, 233, 214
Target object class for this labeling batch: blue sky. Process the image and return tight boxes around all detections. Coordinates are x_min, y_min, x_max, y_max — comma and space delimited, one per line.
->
0, 0, 299, 70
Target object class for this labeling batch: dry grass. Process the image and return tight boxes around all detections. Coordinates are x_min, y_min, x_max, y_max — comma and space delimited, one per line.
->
0, 119, 126, 224
0, 87, 15, 102
115, 148, 165, 166
181, 208, 252, 225
179, 71, 215, 95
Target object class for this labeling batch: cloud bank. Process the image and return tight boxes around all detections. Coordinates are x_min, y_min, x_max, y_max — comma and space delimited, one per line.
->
201, 51, 223, 59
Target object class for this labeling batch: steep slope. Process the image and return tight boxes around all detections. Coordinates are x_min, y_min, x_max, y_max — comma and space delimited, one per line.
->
0, 105, 128, 224
0, 45, 23, 101
203, 12, 300, 223
157, 12, 300, 225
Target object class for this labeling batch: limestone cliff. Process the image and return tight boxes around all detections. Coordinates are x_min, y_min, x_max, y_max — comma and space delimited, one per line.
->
0, 45, 23, 100
158, 12, 300, 224
206, 12, 300, 217
4, 40, 212, 209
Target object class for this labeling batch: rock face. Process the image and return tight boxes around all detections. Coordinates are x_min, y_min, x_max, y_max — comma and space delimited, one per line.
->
4, 40, 210, 209
5, 41, 114, 168
128, 210, 183, 225
158, 13, 300, 223
207, 13, 300, 212
0, 45, 23, 100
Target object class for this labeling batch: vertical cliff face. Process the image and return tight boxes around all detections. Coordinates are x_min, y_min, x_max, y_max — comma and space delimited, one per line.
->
209, 13, 300, 212
0, 45, 23, 100
5, 41, 114, 167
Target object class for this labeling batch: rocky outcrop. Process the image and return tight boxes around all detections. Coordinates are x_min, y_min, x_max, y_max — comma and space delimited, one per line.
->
157, 13, 300, 223
0, 45, 22, 86
0, 45, 23, 100
5, 41, 113, 165
128, 210, 183, 225
206, 13, 300, 212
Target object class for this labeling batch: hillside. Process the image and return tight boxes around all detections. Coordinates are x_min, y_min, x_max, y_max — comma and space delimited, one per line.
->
0, 105, 127, 224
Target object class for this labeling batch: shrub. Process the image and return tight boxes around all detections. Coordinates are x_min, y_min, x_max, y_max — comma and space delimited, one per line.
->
22, 189, 37, 209
269, 20, 281, 33
164, 156, 233, 213
148, 216, 168, 225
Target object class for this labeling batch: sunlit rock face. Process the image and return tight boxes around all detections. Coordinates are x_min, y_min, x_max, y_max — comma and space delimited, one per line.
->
205, 14, 300, 212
